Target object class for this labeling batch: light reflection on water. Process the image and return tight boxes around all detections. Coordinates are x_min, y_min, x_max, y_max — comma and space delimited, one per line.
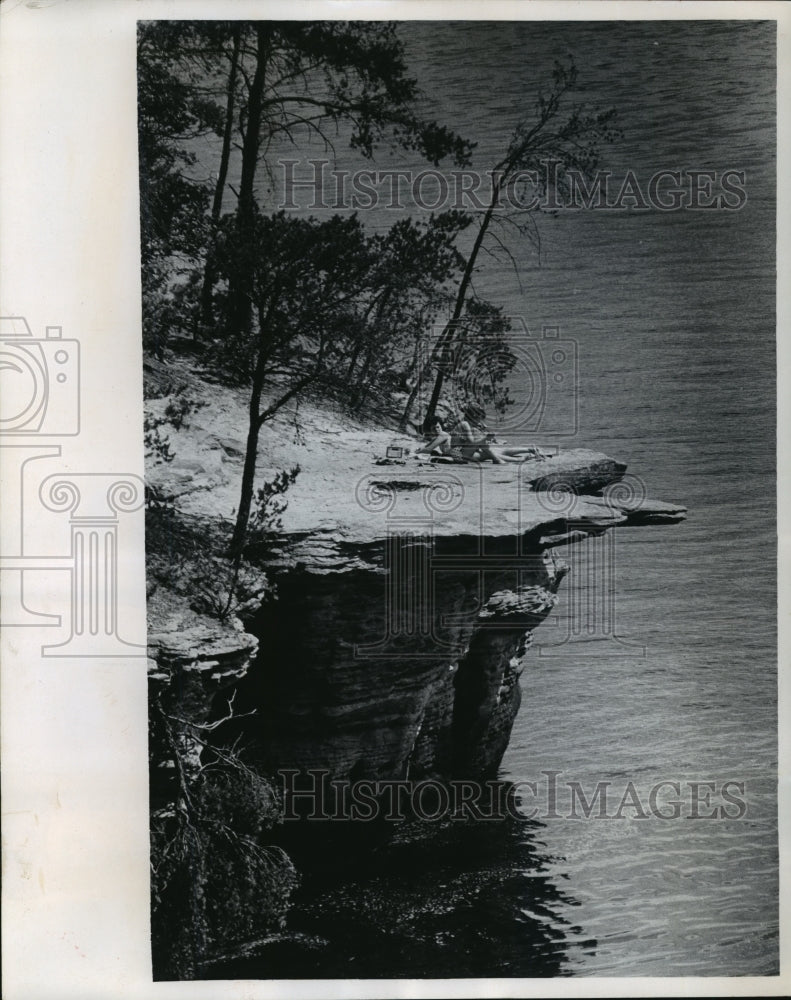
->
420, 19, 777, 976
208, 19, 776, 977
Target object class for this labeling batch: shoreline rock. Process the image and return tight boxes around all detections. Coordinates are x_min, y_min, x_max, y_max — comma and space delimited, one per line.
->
146, 357, 688, 822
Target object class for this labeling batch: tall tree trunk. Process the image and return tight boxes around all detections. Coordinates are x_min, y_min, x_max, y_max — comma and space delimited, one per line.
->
400, 337, 425, 430
227, 22, 270, 342
229, 303, 271, 558
353, 346, 376, 410
349, 288, 392, 402
345, 340, 363, 382
229, 411, 262, 559
424, 196, 499, 424
400, 376, 422, 431
346, 287, 390, 382
198, 23, 242, 335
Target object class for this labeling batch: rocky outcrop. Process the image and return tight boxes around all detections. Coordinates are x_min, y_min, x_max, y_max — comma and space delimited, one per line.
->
144, 361, 687, 802
232, 459, 686, 787
242, 544, 568, 784
147, 598, 259, 798
450, 582, 563, 778
146, 450, 686, 795
144, 360, 690, 976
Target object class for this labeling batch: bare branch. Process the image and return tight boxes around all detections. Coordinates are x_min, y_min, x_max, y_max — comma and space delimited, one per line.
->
167, 691, 257, 733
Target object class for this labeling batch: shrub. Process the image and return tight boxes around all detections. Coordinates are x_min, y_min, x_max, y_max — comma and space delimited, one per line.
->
150, 710, 299, 980
164, 392, 206, 430
188, 554, 273, 621
144, 412, 174, 465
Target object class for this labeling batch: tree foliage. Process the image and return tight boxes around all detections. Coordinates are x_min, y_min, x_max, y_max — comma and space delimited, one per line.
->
149, 698, 298, 980
139, 25, 621, 565
140, 27, 624, 972
138, 20, 483, 557
421, 57, 620, 423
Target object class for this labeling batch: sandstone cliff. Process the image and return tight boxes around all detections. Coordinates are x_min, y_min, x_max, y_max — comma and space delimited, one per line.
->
145, 357, 686, 792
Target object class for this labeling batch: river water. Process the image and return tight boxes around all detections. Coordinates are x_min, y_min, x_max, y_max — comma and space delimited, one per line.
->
203, 19, 779, 978
432, 20, 779, 977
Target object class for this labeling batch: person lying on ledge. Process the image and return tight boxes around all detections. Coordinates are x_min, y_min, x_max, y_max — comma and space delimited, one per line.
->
413, 407, 547, 464
453, 406, 548, 463
452, 408, 505, 464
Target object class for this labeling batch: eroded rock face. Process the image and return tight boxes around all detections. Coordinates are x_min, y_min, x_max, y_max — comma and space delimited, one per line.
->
147, 449, 687, 797
147, 605, 259, 801
451, 581, 564, 778
227, 458, 685, 787
239, 539, 569, 784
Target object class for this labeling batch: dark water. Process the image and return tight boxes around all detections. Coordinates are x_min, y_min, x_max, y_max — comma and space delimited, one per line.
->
207, 20, 778, 977
462, 21, 778, 977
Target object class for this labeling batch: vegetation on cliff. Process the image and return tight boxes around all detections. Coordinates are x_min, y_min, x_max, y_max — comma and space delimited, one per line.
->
149, 710, 298, 980
138, 20, 619, 566
145, 385, 304, 978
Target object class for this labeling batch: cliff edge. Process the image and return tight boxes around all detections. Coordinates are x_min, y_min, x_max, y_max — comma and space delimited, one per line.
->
146, 357, 686, 789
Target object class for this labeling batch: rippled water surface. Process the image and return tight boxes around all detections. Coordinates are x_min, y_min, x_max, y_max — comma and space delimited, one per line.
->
460, 21, 779, 977
219, 19, 778, 978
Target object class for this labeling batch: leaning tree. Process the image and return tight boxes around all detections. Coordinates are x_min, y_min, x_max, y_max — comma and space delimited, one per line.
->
420, 57, 621, 426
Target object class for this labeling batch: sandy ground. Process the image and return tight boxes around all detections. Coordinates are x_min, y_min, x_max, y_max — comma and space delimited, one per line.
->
145, 354, 423, 527
144, 354, 681, 554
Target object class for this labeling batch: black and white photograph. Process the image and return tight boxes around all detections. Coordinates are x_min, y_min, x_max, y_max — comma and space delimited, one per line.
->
139, 15, 778, 983
0, 3, 786, 998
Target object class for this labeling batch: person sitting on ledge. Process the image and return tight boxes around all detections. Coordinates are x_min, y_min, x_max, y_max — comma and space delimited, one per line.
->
452, 407, 505, 464
421, 416, 453, 456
